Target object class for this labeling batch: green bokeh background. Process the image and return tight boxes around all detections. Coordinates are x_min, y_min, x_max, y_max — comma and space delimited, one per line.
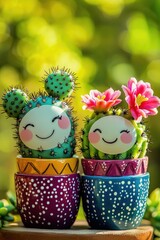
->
0, 0, 160, 204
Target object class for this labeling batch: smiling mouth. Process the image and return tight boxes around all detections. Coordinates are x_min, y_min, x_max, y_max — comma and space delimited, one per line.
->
36, 129, 55, 140
102, 137, 118, 144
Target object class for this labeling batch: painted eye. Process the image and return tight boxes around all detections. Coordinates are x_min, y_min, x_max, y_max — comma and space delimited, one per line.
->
93, 128, 102, 133
23, 123, 34, 130
52, 115, 62, 123
120, 129, 130, 134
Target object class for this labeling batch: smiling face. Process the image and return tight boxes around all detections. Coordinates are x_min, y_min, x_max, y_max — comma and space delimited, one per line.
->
88, 116, 137, 154
19, 105, 71, 150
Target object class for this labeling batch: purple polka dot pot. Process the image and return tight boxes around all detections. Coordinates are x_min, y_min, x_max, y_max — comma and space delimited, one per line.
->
15, 173, 81, 229
82, 173, 149, 230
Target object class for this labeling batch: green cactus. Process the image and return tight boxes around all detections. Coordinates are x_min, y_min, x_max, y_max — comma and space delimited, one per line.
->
2, 89, 29, 118
81, 109, 148, 160
144, 188, 160, 237
0, 199, 15, 228
80, 78, 159, 161
45, 67, 75, 100
2, 67, 77, 159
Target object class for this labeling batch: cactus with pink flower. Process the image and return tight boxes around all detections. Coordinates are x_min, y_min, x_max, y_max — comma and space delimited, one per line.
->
81, 77, 160, 160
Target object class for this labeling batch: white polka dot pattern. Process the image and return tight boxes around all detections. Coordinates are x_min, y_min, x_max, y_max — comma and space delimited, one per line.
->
15, 173, 80, 229
82, 174, 149, 230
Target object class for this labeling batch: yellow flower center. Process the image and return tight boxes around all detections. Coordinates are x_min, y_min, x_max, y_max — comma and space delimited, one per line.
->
136, 94, 148, 106
97, 95, 106, 100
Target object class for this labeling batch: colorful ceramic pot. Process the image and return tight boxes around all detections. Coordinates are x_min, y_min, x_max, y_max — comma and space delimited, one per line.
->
81, 173, 149, 230
17, 156, 79, 175
81, 157, 148, 177
15, 173, 81, 229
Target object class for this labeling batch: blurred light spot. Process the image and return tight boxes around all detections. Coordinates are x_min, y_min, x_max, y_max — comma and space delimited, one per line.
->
120, 13, 160, 54
17, 18, 58, 55
123, 0, 136, 3
41, 27, 57, 47
24, 77, 41, 92
147, 60, 160, 83
0, 130, 15, 153
16, 38, 34, 58
80, 57, 98, 86
99, 0, 124, 16
84, 0, 104, 4
84, 0, 136, 5
56, 51, 81, 72
64, 18, 94, 47
50, 1, 74, 20
110, 63, 135, 84
17, 17, 47, 37
84, 0, 126, 16
26, 54, 46, 76
0, 20, 9, 43
0, 0, 38, 21
0, 66, 20, 87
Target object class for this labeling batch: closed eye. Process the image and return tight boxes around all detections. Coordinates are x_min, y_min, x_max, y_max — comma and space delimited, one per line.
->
52, 115, 62, 123
93, 128, 102, 133
23, 123, 35, 129
120, 129, 130, 134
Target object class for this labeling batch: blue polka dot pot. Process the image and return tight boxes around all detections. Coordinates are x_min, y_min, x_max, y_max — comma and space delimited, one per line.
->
82, 173, 149, 230
15, 173, 81, 229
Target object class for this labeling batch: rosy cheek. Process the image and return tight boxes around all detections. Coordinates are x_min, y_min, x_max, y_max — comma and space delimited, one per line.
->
120, 132, 133, 144
58, 116, 70, 129
88, 132, 100, 144
20, 129, 33, 142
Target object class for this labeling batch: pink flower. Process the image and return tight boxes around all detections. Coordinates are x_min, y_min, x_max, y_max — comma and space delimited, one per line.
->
81, 88, 121, 112
122, 77, 160, 121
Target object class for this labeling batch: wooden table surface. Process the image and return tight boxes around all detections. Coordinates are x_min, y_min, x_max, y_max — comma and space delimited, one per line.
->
0, 220, 153, 240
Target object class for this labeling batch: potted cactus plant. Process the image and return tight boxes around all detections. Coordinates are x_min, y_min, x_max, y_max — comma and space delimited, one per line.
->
81, 77, 160, 230
2, 67, 81, 229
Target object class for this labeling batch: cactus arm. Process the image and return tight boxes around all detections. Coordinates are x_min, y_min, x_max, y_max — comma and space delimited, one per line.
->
44, 67, 77, 100
2, 89, 29, 118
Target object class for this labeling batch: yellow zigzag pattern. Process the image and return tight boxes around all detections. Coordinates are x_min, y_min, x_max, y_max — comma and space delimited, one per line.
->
18, 160, 79, 175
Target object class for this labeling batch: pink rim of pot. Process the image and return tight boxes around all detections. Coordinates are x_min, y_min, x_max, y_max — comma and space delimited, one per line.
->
81, 157, 148, 177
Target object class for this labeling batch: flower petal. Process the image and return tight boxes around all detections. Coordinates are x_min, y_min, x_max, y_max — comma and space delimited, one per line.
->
122, 85, 130, 96
143, 88, 153, 98
81, 88, 121, 111
103, 88, 114, 100
136, 81, 147, 95
130, 108, 140, 120
147, 108, 158, 115
113, 99, 122, 105
128, 77, 137, 91
140, 96, 160, 109
111, 90, 121, 100
123, 77, 160, 120
90, 90, 102, 98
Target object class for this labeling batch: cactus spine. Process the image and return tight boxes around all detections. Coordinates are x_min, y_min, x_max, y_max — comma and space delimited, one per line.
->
80, 79, 159, 161
81, 109, 148, 160
2, 67, 77, 159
